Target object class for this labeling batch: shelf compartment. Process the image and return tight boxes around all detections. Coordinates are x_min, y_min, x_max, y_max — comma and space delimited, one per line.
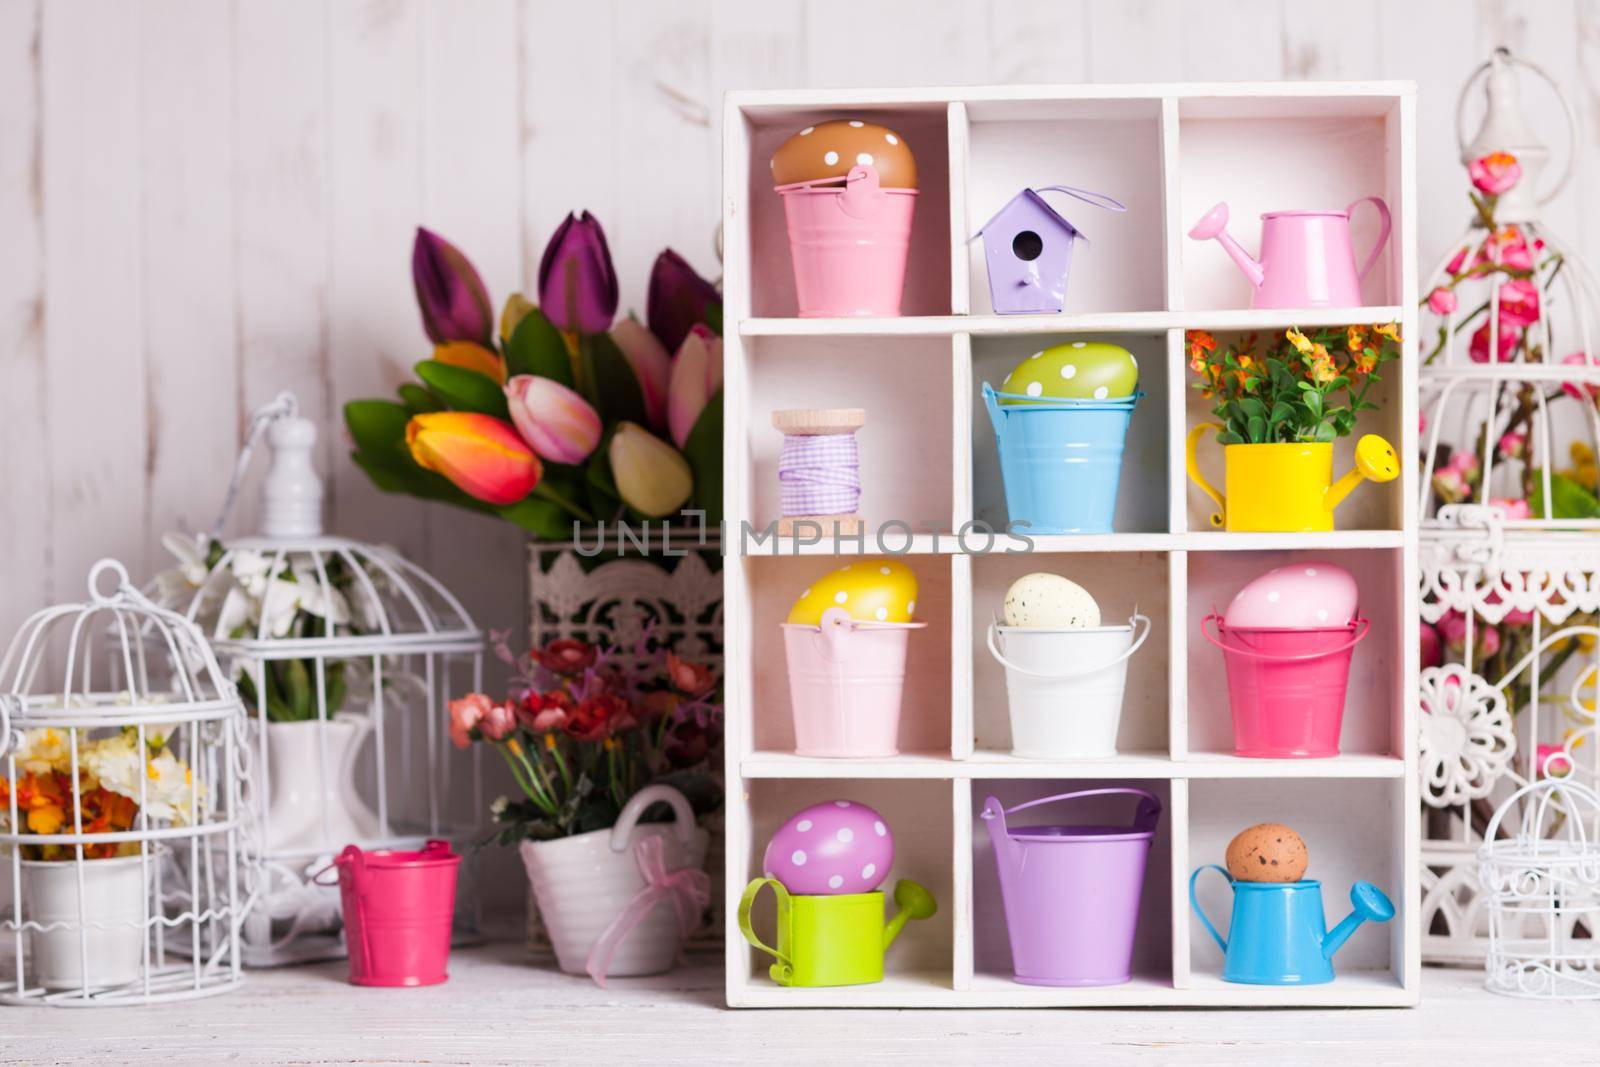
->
739, 306, 1408, 338
741, 554, 953, 758
741, 334, 955, 539
963, 98, 1165, 317
1185, 777, 1406, 993
971, 331, 1169, 536
740, 103, 951, 319
1185, 547, 1404, 761
969, 550, 1171, 758
970, 778, 1173, 992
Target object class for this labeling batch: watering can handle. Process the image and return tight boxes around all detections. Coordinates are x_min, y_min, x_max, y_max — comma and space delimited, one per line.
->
1035, 184, 1128, 214
984, 787, 1161, 835
985, 615, 1150, 680
1347, 196, 1392, 283
1201, 614, 1371, 662
609, 784, 697, 852
1184, 424, 1226, 528
737, 878, 794, 983
1189, 864, 1232, 954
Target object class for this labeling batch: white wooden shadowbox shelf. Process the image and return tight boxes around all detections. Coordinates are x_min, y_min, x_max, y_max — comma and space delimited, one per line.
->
721, 82, 1419, 1008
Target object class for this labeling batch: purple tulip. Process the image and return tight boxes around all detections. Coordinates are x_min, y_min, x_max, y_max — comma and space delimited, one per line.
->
412, 228, 494, 346
646, 249, 721, 354
537, 211, 618, 334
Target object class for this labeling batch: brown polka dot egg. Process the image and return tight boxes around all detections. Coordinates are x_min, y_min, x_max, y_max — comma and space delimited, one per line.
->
1226, 823, 1309, 883
771, 119, 917, 189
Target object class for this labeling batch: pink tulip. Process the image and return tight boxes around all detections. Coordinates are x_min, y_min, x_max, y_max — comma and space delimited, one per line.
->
1562, 352, 1599, 401
1478, 624, 1502, 658
667, 324, 723, 448
448, 693, 493, 749
1497, 278, 1540, 328
504, 375, 602, 465
1427, 286, 1458, 316
1437, 611, 1469, 652
1470, 151, 1521, 196
1470, 322, 1521, 363
611, 318, 672, 433
480, 700, 517, 741
1489, 496, 1530, 521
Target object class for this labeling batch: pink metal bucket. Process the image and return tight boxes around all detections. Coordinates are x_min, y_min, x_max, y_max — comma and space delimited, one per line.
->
781, 606, 925, 757
326, 839, 461, 987
777, 165, 917, 317
980, 788, 1162, 986
1202, 615, 1370, 758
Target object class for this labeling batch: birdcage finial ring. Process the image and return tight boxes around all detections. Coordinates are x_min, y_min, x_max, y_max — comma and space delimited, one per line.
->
86, 558, 132, 604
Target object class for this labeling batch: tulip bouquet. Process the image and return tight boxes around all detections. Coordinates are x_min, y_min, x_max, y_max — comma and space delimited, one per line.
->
0, 725, 201, 860
450, 628, 721, 842
345, 213, 723, 541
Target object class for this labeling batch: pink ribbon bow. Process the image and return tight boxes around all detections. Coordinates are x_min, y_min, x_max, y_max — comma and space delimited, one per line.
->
585, 833, 710, 987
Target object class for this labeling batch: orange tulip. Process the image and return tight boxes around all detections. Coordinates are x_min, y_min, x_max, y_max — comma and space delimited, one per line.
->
407, 412, 542, 505
433, 340, 507, 384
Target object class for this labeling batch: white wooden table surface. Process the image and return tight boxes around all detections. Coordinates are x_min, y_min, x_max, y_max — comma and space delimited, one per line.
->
1, 943, 1595, 1065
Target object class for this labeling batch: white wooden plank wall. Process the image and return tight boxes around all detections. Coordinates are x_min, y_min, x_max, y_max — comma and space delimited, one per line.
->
0, 0, 1594, 919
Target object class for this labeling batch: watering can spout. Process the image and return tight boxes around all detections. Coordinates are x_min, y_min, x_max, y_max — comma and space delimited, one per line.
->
1320, 881, 1396, 961
1188, 202, 1264, 290
882, 879, 938, 951
1325, 434, 1402, 513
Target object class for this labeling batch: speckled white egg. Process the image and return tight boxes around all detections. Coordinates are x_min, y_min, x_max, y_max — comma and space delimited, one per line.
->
1002, 573, 1101, 628
1224, 562, 1358, 629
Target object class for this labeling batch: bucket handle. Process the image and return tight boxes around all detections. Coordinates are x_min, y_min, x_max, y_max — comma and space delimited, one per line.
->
980, 787, 1161, 836
610, 783, 697, 853
985, 614, 1150, 680
1036, 184, 1128, 215
1201, 614, 1370, 662
737, 877, 795, 984
982, 382, 1006, 437
1189, 864, 1233, 954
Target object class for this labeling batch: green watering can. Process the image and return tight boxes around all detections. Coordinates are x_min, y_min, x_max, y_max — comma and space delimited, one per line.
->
737, 877, 937, 987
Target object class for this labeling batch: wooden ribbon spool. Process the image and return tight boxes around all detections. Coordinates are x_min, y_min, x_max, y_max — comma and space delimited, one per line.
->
772, 407, 866, 537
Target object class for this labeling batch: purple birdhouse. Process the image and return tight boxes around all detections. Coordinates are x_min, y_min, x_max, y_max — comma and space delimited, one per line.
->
973, 185, 1127, 314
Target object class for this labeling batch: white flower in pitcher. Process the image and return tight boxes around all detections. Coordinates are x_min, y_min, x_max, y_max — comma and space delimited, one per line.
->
151, 531, 212, 606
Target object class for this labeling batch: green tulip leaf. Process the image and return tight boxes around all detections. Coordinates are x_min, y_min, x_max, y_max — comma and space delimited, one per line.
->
415, 360, 510, 418
585, 435, 621, 518
344, 399, 411, 453
397, 383, 444, 415
504, 306, 574, 386
497, 496, 571, 540
682, 389, 723, 527
579, 333, 647, 425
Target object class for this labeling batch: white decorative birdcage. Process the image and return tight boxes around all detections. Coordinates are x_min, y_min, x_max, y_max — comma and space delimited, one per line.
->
1419, 50, 1600, 964
163, 394, 485, 966
0, 559, 251, 1005
1479, 776, 1600, 998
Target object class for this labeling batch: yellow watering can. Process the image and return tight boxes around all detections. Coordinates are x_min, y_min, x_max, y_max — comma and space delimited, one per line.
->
1185, 426, 1399, 532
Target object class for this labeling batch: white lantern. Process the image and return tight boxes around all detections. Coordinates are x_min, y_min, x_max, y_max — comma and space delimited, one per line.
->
167, 393, 485, 966
1418, 50, 1600, 964
0, 559, 250, 1004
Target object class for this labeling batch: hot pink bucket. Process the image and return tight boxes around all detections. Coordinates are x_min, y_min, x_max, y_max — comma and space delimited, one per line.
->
1202, 615, 1370, 758
329, 840, 461, 987
781, 607, 925, 757
778, 165, 917, 318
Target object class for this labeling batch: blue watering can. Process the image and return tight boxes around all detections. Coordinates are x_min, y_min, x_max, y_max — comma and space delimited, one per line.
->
1189, 865, 1394, 985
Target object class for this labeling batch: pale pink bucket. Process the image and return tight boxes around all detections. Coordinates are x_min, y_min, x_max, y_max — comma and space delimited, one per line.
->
778, 165, 917, 318
782, 606, 925, 757
1202, 615, 1370, 758
327, 839, 461, 987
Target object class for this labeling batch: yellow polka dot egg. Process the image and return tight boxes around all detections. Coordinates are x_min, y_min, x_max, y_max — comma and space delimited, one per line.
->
999, 341, 1138, 404
787, 559, 919, 627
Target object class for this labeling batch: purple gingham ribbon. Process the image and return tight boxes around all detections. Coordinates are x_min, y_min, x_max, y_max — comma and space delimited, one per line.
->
778, 433, 860, 516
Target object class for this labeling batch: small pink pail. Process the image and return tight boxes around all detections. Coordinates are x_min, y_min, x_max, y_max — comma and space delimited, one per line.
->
778, 164, 917, 317
325, 839, 461, 987
1202, 615, 1370, 758
782, 606, 925, 757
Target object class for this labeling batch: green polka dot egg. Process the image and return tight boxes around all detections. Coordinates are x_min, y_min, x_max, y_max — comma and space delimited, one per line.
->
787, 559, 919, 627
1000, 341, 1138, 404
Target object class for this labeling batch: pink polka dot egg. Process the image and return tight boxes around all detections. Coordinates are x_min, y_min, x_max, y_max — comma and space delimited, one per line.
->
763, 800, 893, 895
1224, 561, 1358, 630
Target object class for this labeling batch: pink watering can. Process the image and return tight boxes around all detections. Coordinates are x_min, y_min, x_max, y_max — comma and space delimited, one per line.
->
1188, 199, 1391, 308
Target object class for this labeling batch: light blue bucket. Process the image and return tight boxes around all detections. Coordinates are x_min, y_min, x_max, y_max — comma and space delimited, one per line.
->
983, 382, 1142, 535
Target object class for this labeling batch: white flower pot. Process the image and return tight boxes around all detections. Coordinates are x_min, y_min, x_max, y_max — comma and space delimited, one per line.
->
22, 855, 149, 990
259, 715, 380, 853
519, 785, 708, 977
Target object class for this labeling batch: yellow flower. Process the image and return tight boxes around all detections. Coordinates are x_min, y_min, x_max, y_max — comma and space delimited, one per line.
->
1346, 325, 1368, 352
1306, 344, 1338, 384
543, 733, 557, 751
507, 737, 524, 759
27, 803, 64, 835
1286, 327, 1313, 355
1373, 322, 1401, 343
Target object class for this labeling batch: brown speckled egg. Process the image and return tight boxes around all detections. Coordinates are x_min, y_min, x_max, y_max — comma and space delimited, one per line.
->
771, 120, 917, 189
1225, 823, 1308, 883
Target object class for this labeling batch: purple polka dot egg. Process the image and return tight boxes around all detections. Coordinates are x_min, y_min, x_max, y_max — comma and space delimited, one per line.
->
1224, 561, 1357, 630
763, 800, 893, 895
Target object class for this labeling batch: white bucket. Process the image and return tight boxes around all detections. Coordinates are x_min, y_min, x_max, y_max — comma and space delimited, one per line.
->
22, 854, 150, 990
986, 615, 1151, 758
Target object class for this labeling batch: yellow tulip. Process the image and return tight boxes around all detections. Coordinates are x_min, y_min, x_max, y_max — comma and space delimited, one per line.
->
609, 422, 692, 518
